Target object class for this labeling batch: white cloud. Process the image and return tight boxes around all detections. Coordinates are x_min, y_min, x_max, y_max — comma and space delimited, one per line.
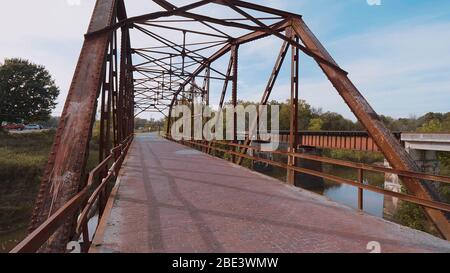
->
1, 1, 449, 121
330, 20, 450, 118
0, 0, 96, 116
367, 0, 382, 6
236, 16, 450, 120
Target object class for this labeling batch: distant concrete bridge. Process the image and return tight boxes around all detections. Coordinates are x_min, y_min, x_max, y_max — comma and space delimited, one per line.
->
384, 133, 450, 220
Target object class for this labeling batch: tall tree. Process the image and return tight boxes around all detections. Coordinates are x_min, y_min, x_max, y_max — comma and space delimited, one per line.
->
0, 58, 60, 122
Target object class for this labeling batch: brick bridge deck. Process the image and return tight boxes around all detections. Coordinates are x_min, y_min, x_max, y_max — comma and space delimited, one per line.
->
91, 133, 450, 253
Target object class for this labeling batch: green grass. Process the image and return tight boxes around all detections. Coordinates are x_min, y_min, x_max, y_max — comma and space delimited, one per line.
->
323, 149, 384, 164
393, 201, 435, 234
0, 129, 99, 252
0, 130, 54, 233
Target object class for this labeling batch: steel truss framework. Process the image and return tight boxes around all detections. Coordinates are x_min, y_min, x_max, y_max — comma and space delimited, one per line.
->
27, 0, 449, 252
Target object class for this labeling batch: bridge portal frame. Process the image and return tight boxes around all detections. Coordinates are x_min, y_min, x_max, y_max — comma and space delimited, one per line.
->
24, 0, 450, 253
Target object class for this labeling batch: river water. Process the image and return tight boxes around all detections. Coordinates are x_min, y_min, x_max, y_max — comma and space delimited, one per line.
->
257, 163, 387, 218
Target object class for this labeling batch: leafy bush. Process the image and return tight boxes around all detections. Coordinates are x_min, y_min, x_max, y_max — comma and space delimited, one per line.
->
439, 185, 450, 203
393, 202, 430, 232
323, 149, 384, 164
0, 58, 59, 123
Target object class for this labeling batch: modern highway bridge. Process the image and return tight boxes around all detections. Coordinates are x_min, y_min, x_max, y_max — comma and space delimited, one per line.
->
11, 0, 450, 253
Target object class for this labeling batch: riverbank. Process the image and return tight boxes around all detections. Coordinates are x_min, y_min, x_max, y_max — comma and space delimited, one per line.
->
0, 130, 54, 236
0, 129, 99, 252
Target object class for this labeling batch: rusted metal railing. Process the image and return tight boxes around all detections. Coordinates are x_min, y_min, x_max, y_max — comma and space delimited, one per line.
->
167, 136, 450, 217
10, 135, 134, 253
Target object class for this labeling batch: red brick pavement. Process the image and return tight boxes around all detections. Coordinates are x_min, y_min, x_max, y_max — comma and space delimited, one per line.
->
91, 134, 450, 253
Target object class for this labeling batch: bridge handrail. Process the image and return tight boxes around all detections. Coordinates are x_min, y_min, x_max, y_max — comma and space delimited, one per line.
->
10, 135, 134, 253
167, 137, 450, 215
213, 140, 450, 185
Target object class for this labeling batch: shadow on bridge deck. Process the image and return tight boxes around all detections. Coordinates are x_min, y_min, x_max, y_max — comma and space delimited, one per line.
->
90, 133, 450, 253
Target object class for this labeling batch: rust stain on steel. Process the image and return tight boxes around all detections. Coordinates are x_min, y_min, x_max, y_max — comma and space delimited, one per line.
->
298, 132, 386, 152
291, 17, 450, 239
30, 0, 118, 252
291, 18, 410, 171
250, 131, 401, 152
21, 0, 449, 252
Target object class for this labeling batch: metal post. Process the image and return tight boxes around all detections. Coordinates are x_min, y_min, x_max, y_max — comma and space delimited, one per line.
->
287, 30, 299, 185
206, 54, 233, 154
190, 79, 195, 141
203, 65, 210, 106
112, 29, 119, 146
358, 168, 364, 211
235, 38, 290, 165
231, 44, 239, 162
118, 27, 127, 143
98, 37, 115, 217
126, 32, 134, 136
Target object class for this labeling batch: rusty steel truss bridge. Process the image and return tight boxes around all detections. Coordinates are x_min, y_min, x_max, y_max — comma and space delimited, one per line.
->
11, 0, 450, 253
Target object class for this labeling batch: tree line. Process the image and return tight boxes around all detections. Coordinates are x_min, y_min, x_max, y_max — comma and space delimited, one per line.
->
1, 57, 449, 135
228, 99, 450, 133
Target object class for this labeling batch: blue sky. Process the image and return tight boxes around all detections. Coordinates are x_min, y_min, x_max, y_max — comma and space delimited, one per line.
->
0, 0, 449, 120
236, 0, 450, 120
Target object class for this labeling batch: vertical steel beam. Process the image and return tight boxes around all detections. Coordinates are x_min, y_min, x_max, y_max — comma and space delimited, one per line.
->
220, 56, 233, 108
106, 38, 114, 156
287, 29, 299, 185
112, 30, 119, 146
358, 169, 364, 211
235, 38, 290, 165
190, 79, 195, 140
206, 54, 233, 154
118, 25, 133, 142
202, 65, 211, 106
98, 50, 109, 215
98, 33, 116, 216
29, 0, 120, 252
126, 29, 134, 135
231, 44, 239, 162
118, 29, 125, 143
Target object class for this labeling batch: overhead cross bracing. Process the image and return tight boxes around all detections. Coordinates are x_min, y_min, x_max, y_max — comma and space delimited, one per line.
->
129, 3, 292, 117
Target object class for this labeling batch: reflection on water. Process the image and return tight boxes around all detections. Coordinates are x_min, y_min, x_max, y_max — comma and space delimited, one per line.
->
322, 165, 385, 218
324, 184, 384, 217
257, 163, 387, 218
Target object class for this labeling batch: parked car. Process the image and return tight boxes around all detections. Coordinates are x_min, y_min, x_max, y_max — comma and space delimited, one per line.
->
24, 124, 42, 130
2, 123, 25, 131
